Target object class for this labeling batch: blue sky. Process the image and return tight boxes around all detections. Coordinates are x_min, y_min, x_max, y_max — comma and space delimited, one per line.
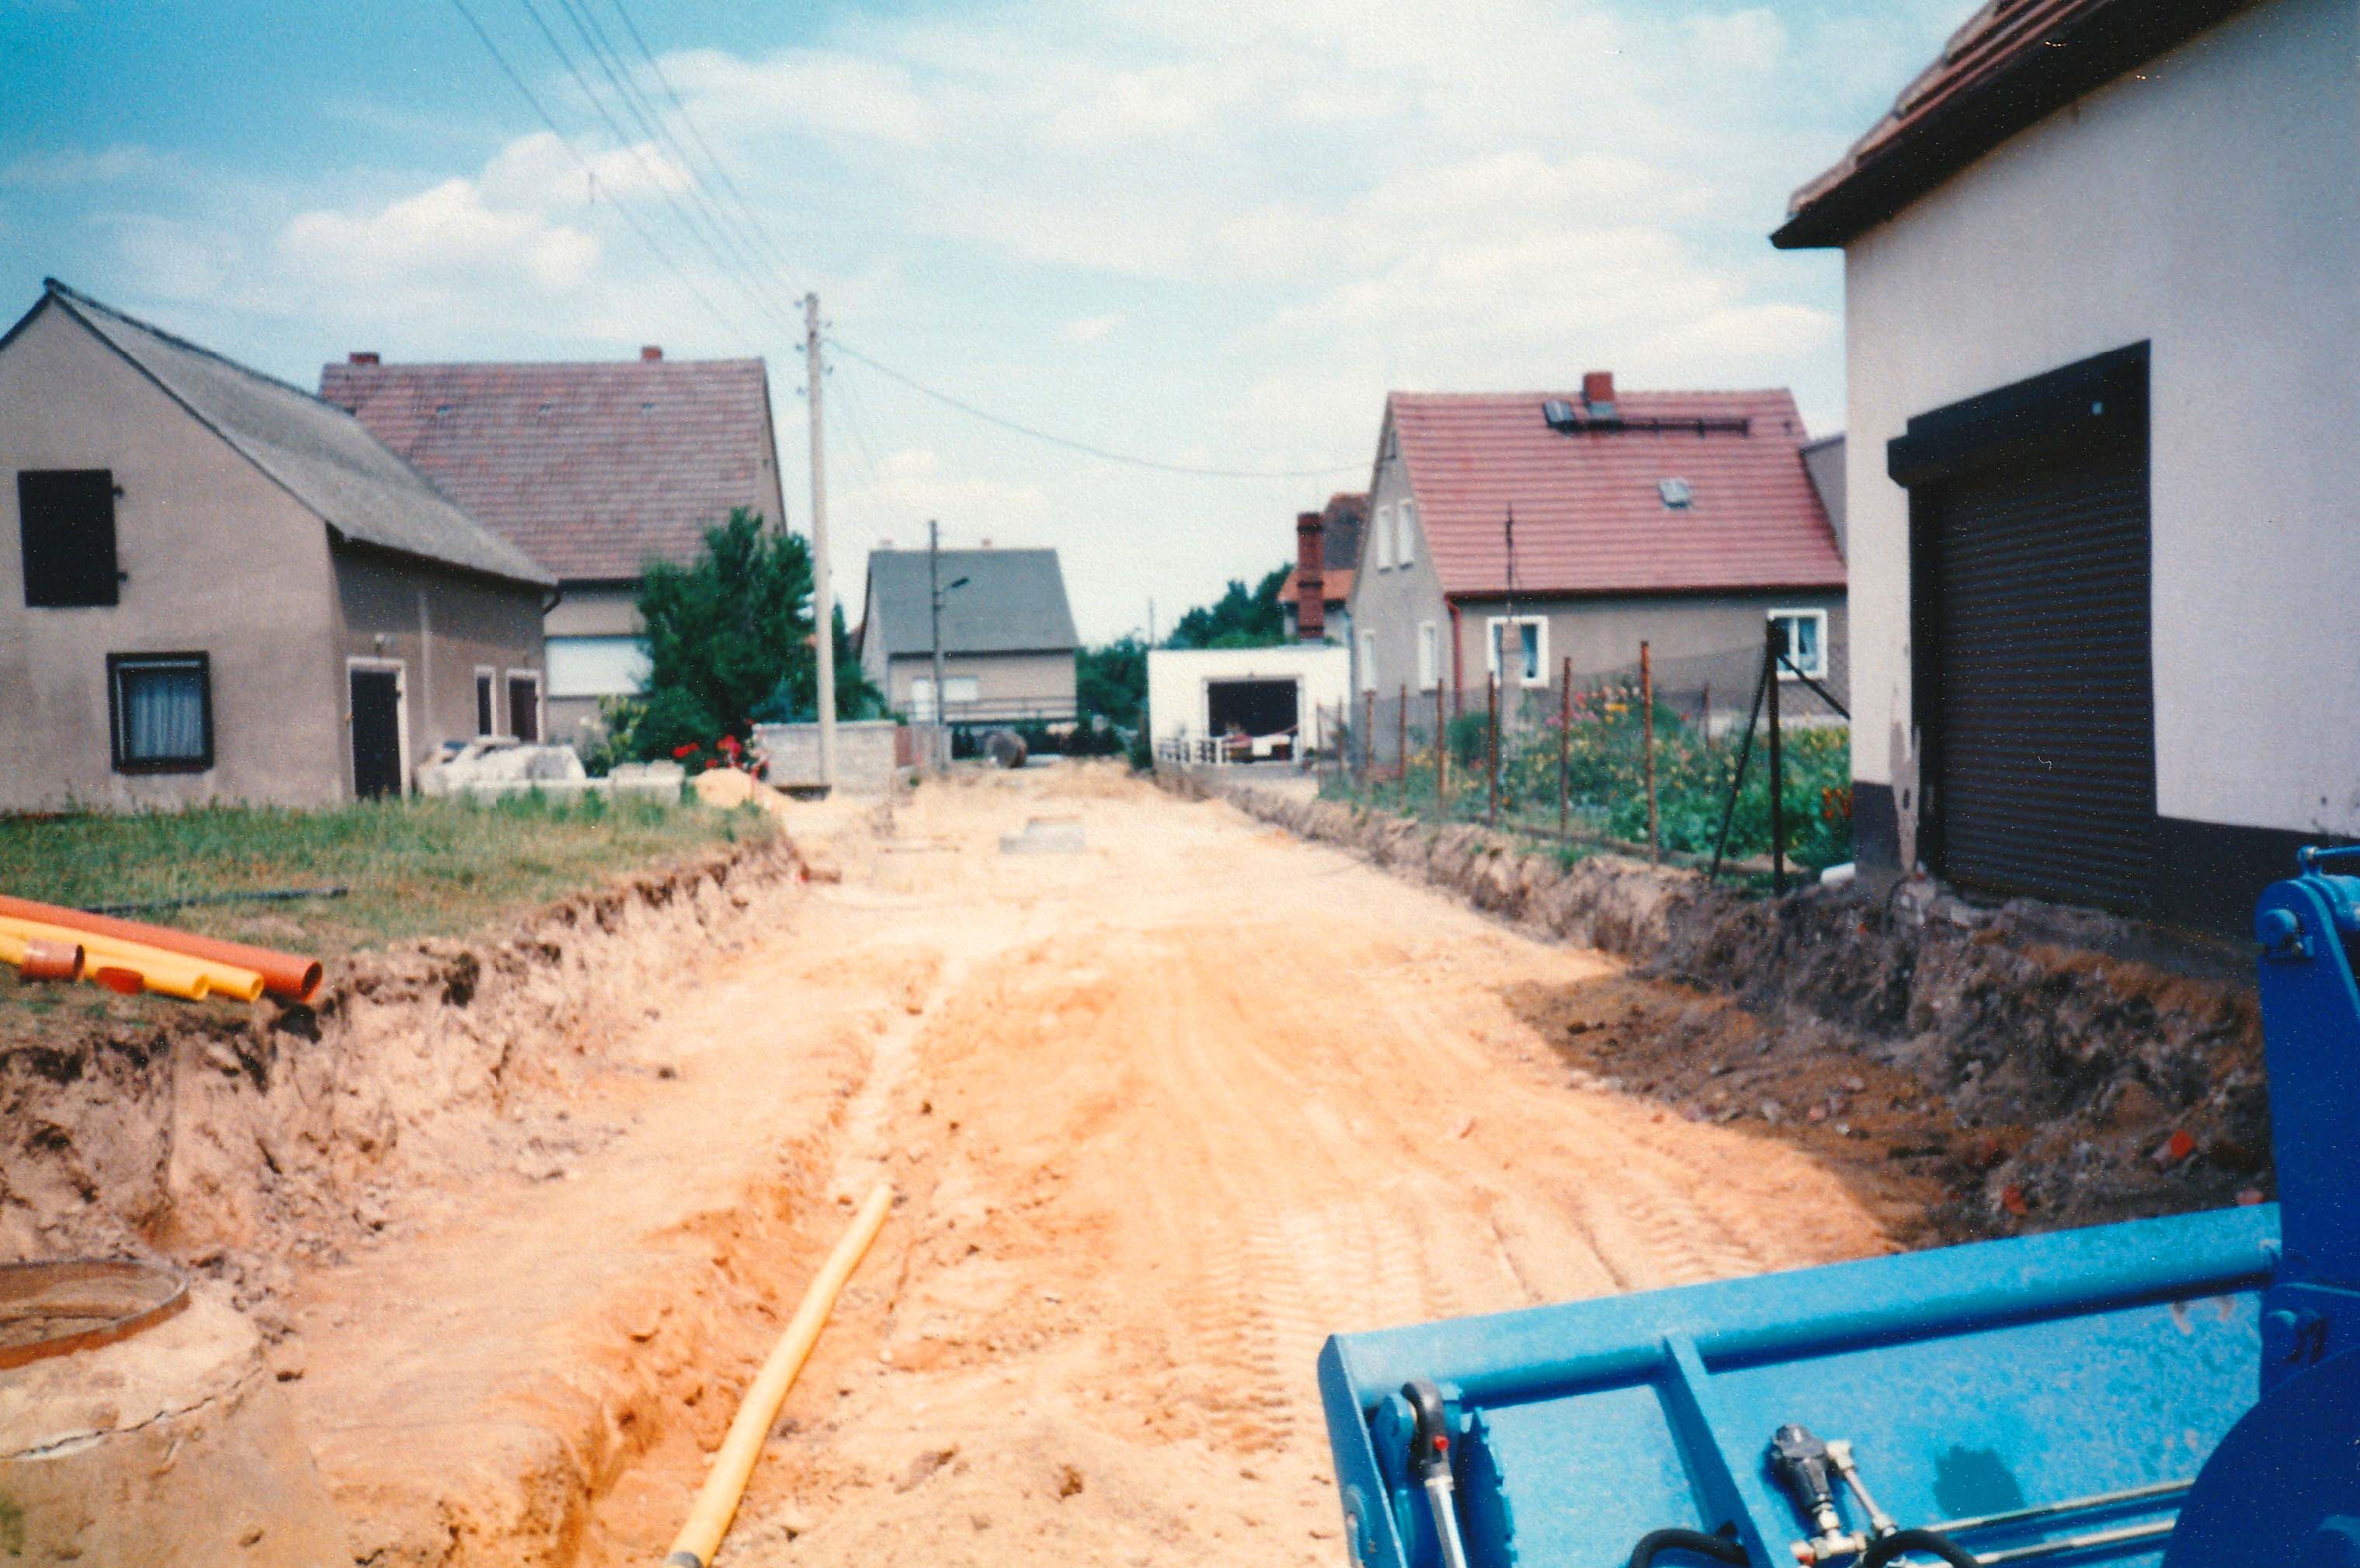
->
2, 0, 1962, 641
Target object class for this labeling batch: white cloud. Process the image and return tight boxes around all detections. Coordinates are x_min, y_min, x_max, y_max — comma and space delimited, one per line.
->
279, 176, 600, 296
1058, 312, 1126, 345
2, 144, 162, 186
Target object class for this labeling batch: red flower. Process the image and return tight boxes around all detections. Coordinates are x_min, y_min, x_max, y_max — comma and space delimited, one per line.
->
673, 742, 699, 759
718, 734, 742, 755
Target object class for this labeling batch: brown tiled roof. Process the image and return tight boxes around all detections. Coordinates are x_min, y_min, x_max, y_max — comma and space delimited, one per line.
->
1280, 492, 1368, 606
320, 356, 780, 582
33, 283, 551, 586
1389, 389, 1842, 598
1776, 0, 2259, 249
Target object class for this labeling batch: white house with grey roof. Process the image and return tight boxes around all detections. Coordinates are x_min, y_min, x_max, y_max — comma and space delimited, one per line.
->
0, 280, 554, 809
856, 546, 1078, 726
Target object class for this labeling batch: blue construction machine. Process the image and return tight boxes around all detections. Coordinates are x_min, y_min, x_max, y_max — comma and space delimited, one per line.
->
1320, 849, 2360, 1568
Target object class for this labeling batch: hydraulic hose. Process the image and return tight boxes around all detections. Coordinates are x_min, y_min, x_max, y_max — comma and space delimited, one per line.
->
1861, 1528, 1979, 1568
1627, 1527, 1749, 1566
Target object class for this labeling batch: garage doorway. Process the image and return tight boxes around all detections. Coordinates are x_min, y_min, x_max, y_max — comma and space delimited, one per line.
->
1897, 344, 2154, 913
1205, 678, 1298, 742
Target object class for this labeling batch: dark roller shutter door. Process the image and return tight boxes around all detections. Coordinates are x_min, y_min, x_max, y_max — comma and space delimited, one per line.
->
1924, 445, 2153, 911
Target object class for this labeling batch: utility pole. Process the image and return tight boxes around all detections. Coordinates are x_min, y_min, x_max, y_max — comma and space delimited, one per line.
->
803, 294, 836, 792
929, 519, 947, 742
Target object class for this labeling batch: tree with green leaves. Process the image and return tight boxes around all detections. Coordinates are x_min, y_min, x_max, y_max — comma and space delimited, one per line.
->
1166, 563, 1291, 648
600, 509, 881, 764
1076, 635, 1147, 732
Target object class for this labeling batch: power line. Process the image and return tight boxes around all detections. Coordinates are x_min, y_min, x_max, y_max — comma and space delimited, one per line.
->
599, 0, 805, 283
511, 0, 801, 332
829, 338, 1367, 481
547, 0, 790, 302
447, 0, 738, 331
826, 349, 885, 485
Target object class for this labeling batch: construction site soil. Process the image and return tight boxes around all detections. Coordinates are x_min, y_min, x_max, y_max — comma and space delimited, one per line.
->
0, 767, 2269, 1565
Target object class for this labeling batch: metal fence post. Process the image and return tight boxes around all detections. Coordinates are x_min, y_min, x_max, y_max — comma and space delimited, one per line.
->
1642, 640, 1658, 864
1363, 687, 1375, 783
1766, 621, 1785, 894
1435, 680, 1448, 815
1396, 683, 1407, 784
1557, 655, 1571, 838
1486, 674, 1500, 829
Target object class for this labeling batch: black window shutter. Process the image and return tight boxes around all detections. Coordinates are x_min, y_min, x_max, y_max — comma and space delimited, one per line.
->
19, 470, 119, 607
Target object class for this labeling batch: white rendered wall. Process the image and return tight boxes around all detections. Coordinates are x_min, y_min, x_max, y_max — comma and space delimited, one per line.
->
1147, 645, 1352, 746
1841, 0, 2360, 838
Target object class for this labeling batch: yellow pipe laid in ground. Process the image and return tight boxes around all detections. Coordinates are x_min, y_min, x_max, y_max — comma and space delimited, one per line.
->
0, 930, 83, 983
664, 1181, 893, 1568
0, 915, 265, 1003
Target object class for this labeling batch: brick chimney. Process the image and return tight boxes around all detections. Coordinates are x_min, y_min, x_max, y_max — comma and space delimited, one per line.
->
1295, 511, 1326, 641
348, 351, 380, 366
640, 345, 663, 361
1582, 370, 1616, 417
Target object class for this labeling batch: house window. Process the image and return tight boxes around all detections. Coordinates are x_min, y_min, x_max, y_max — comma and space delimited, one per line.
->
1483, 616, 1548, 687
1397, 500, 1416, 567
1416, 621, 1438, 690
506, 671, 540, 742
19, 469, 119, 607
1769, 609, 1828, 680
1358, 630, 1378, 692
108, 652, 212, 772
546, 635, 651, 699
909, 676, 981, 721
474, 669, 497, 736
1374, 505, 1395, 569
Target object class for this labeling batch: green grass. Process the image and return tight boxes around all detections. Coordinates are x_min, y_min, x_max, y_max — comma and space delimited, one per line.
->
0, 791, 776, 964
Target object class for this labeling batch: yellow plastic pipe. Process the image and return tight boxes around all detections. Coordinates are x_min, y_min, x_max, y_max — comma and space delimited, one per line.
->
663, 1181, 893, 1568
0, 915, 264, 1003
0, 930, 83, 983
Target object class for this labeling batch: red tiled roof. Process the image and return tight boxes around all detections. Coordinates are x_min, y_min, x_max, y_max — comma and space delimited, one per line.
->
1777, 0, 2257, 248
319, 357, 780, 582
1392, 389, 1842, 598
1280, 565, 1354, 607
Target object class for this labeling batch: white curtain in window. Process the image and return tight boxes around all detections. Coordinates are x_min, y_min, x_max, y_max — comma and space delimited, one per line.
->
123, 664, 204, 760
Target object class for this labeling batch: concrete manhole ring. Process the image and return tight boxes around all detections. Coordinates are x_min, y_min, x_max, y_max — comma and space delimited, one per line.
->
0, 1258, 190, 1370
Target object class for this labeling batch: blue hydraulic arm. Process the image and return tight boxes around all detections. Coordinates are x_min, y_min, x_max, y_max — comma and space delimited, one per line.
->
1321, 848, 2360, 1568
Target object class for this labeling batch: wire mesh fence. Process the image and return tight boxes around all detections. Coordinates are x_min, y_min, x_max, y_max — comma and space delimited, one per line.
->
1309, 631, 1854, 885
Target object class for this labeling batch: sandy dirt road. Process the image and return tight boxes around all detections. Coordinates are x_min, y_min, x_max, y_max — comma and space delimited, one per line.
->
595, 770, 1893, 1567
287, 767, 1898, 1566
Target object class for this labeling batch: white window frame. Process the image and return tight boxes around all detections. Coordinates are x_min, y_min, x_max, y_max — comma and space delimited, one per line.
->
1396, 499, 1416, 567
1374, 503, 1395, 570
346, 655, 413, 794
1357, 629, 1378, 692
504, 667, 544, 742
1416, 621, 1438, 691
1482, 616, 1550, 687
1767, 608, 1829, 680
473, 665, 499, 737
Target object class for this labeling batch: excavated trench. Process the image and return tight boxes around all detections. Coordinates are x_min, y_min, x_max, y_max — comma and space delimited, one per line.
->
1183, 773, 2270, 1241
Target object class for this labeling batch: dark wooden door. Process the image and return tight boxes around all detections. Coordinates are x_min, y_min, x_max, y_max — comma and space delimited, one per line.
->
507, 677, 539, 742
350, 668, 402, 799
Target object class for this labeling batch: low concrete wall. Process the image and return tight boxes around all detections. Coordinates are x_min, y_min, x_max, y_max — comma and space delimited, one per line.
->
756, 719, 902, 793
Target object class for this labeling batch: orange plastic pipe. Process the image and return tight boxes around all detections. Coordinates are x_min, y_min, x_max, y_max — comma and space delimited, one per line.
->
0, 916, 263, 1003
0, 930, 83, 983
0, 894, 321, 1000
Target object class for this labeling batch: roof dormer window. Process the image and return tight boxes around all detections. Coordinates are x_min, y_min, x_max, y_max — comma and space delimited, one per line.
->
1658, 478, 1693, 509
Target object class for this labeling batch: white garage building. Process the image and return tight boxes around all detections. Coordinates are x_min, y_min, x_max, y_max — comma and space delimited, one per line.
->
1148, 645, 1351, 763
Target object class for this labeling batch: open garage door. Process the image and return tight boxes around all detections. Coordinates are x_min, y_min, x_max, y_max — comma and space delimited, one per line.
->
1205, 679, 1297, 740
